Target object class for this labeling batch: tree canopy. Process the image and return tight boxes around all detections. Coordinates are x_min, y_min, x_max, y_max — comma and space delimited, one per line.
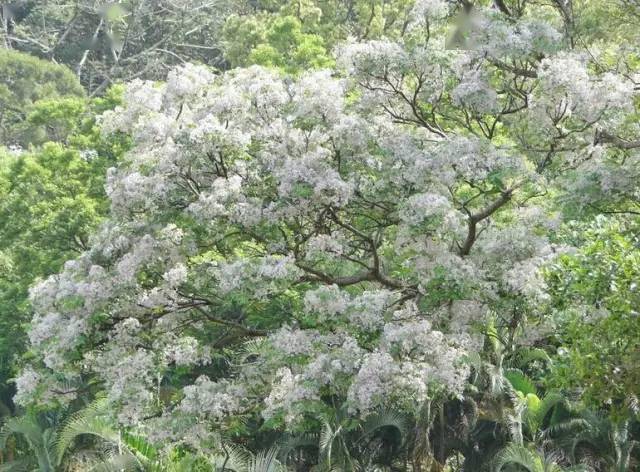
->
2, 0, 640, 470
0, 49, 85, 146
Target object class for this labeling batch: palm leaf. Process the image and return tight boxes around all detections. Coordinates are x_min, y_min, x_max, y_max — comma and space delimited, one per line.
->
513, 348, 553, 368
359, 409, 409, 442
212, 444, 252, 471
505, 369, 537, 397
121, 430, 158, 464
0, 415, 57, 472
534, 392, 567, 430
56, 398, 119, 464
277, 432, 318, 463
493, 444, 542, 472
87, 450, 142, 472
247, 446, 284, 472
319, 419, 335, 458
212, 445, 284, 472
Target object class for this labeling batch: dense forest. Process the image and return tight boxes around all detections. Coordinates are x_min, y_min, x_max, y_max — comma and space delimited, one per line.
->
0, 0, 639, 470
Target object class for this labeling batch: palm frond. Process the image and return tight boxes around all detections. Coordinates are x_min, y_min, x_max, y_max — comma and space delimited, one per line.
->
505, 369, 538, 397
535, 393, 567, 425
506, 412, 524, 445
0, 415, 57, 472
121, 430, 158, 464
319, 419, 335, 457
493, 443, 542, 472
0, 458, 31, 472
56, 398, 119, 464
545, 418, 590, 439
513, 348, 553, 368
211, 445, 284, 472
0, 415, 45, 450
359, 409, 409, 442
277, 432, 318, 463
214, 444, 252, 471
247, 446, 284, 472
88, 450, 141, 472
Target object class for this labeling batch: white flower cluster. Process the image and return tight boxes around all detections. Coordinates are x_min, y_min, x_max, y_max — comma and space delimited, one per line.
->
212, 255, 300, 297
347, 352, 399, 413
180, 375, 245, 419
271, 326, 320, 356
263, 368, 320, 424
337, 40, 408, 77
303, 287, 395, 329
400, 192, 464, 235
264, 333, 365, 423
347, 290, 394, 331
163, 336, 211, 366
13, 367, 40, 406
188, 175, 244, 221
304, 285, 350, 319
466, 12, 562, 59
265, 312, 470, 417
19, 18, 639, 439
534, 52, 633, 124
452, 70, 499, 114
410, 0, 450, 23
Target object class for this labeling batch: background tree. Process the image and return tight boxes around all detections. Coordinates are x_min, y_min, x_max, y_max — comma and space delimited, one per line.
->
0, 82, 127, 417
0, 49, 84, 147
1, 0, 234, 93
543, 217, 640, 409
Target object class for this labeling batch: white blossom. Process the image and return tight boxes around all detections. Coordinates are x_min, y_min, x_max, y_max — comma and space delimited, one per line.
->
181, 376, 245, 419
304, 285, 349, 318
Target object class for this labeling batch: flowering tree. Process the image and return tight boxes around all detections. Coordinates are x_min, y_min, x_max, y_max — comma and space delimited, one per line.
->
16, 0, 639, 467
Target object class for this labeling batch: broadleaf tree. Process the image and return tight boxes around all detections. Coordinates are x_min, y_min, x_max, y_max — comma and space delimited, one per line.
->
9, 0, 640, 469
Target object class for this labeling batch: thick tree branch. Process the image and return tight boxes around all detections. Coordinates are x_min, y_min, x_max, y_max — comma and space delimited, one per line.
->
595, 130, 640, 150
192, 305, 266, 337
459, 189, 514, 256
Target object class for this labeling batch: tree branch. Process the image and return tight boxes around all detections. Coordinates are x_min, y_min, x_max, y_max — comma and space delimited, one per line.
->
459, 189, 514, 256
595, 130, 640, 150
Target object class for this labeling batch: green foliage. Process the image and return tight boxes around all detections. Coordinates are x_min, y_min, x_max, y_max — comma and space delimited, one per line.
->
505, 370, 537, 397
0, 50, 84, 147
0, 413, 57, 472
544, 217, 640, 408
2, 0, 233, 93
2, 0, 640, 469
222, 0, 417, 74
0, 88, 127, 413
224, 15, 332, 74
493, 443, 587, 472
